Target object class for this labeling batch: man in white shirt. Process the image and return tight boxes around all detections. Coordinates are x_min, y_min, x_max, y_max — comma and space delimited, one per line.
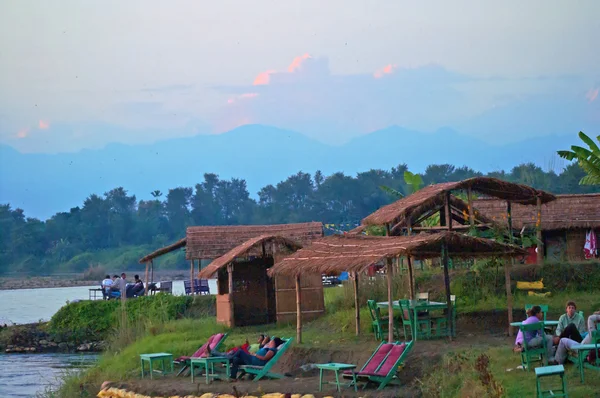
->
101, 275, 113, 298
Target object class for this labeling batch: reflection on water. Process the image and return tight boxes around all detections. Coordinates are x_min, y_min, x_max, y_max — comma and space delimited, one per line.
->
0, 279, 217, 325
0, 353, 97, 397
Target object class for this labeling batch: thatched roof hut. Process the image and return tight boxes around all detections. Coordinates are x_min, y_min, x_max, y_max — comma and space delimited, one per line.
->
268, 231, 526, 343
268, 232, 527, 277
362, 177, 556, 228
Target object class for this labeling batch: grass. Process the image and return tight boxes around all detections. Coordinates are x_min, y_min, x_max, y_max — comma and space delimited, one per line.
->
420, 347, 600, 398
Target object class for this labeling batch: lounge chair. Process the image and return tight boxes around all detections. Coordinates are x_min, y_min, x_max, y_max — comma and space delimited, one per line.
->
238, 337, 293, 381
173, 333, 228, 376
343, 340, 414, 390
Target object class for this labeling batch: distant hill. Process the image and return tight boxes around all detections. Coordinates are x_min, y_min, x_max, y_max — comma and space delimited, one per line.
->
0, 124, 579, 219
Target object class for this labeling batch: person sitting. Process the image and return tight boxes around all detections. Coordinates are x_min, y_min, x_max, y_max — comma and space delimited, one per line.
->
101, 275, 113, 299
127, 275, 144, 297
554, 300, 587, 344
109, 274, 124, 298
208, 334, 271, 358
553, 310, 600, 364
513, 305, 554, 359
228, 337, 284, 379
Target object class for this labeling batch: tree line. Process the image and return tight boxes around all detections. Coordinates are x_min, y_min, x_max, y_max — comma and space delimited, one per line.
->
1, 162, 598, 274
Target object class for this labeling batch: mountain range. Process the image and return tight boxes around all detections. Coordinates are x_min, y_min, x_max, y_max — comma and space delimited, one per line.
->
0, 124, 579, 219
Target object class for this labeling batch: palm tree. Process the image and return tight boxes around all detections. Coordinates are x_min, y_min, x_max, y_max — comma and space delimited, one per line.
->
557, 131, 600, 185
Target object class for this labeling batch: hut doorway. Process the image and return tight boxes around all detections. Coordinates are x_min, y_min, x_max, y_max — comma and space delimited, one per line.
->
217, 257, 277, 326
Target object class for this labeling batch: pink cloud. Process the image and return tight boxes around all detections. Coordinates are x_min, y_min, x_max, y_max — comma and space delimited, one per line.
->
17, 128, 29, 139
253, 70, 276, 85
374, 64, 398, 79
39, 120, 50, 129
287, 53, 312, 73
586, 87, 599, 102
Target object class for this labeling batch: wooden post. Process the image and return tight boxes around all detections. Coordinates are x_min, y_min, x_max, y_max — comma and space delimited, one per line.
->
190, 260, 195, 295
444, 192, 452, 230
536, 196, 543, 264
385, 223, 394, 343
353, 272, 360, 336
227, 263, 234, 327
406, 219, 415, 299
467, 186, 475, 227
151, 260, 154, 284
296, 275, 302, 344
144, 261, 150, 295
505, 259, 514, 337
506, 200, 514, 336
441, 243, 453, 340
407, 256, 415, 300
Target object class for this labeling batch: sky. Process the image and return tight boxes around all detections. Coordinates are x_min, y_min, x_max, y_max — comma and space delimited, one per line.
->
1, 0, 599, 152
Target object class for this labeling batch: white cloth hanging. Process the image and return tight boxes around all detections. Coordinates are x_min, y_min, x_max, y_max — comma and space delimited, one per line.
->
584, 229, 597, 259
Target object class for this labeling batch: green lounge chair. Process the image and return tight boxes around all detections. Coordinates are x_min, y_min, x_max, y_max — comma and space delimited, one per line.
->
343, 340, 414, 390
519, 323, 548, 371
239, 337, 293, 381
173, 332, 228, 376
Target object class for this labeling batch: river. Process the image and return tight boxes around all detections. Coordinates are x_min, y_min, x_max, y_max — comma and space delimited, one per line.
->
0, 280, 218, 396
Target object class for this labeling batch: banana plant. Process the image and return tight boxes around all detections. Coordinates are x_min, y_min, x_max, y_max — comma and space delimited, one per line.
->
557, 131, 600, 185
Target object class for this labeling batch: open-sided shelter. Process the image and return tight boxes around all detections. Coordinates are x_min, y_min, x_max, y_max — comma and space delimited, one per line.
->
139, 222, 325, 326
269, 231, 527, 343
198, 234, 325, 327
473, 193, 600, 262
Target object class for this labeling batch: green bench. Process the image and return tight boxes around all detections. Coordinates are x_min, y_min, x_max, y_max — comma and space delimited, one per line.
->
534, 365, 568, 398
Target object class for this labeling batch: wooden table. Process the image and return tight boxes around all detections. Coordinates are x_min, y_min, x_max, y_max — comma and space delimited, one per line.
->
315, 363, 357, 392
190, 356, 230, 384
569, 343, 599, 383
378, 300, 449, 341
140, 353, 173, 379
510, 321, 559, 328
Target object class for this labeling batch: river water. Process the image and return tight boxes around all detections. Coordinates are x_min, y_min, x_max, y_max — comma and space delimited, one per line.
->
0, 280, 218, 396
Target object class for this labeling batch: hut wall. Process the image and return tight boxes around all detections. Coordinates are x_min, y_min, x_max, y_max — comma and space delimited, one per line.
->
566, 229, 588, 261
545, 231, 567, 262
275, 273, 325, 324
231, 257, 276, 326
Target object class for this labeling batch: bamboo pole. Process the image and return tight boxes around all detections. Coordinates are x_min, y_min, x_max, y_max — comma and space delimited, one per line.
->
151, 260, 154, 284
444, 192, 452, 230
406, 219, 415, 300
227, 263, 234, 327
144, 261, 150, 295
385, 223, 394, 343
296, 275, 302, 343
536, 196, 543, 264
353, 272, 360, 336
190, 260, 195, 295
441, 243, 453, 340
467, 186, 475, 227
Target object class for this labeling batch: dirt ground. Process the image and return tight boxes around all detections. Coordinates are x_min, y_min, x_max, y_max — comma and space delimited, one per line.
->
102, 313, 514, 397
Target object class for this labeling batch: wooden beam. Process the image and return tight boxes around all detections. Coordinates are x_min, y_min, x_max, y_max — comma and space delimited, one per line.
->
441, 243, 453, 340
411, 224, 493, 231
444, 192, 452, 230
467, 186, 475, 227
385, 223, 394, 343
407, 256, 415, 300
296, 275, 302, 344
151, 260, 154, 284
353, 272, 360, 336
536, 196, 543, 264
227, 263, 234, 327
144, 261, 150, 295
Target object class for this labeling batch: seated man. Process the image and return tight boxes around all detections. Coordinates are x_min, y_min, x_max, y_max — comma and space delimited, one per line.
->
553, 310, 600, 364
229, 337, 284, 379
101, 275, 113, 299
554, 300, 587, 344
208, 334, 271, 358
127, 275, 144, 297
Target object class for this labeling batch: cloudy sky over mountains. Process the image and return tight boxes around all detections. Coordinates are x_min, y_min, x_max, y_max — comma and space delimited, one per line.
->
1, 0, 599, 153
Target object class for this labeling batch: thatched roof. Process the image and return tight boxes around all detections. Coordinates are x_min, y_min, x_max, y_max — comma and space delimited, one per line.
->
198, 235, 302, 278
268, 231, 527, 277
473, 194, 600, 231
362, 177, 556, 227
139, 238, 186, 264
186, 222, 323, 260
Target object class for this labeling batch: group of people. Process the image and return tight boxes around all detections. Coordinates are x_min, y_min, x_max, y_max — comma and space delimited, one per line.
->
207, 334, 285, 379
514, 300, 600, 365
101, 273, 145, 299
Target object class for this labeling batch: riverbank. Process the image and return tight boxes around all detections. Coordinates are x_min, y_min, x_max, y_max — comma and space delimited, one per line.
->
0, 270, 190, 290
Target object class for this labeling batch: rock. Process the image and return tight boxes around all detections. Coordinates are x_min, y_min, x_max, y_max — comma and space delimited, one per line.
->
58, 342, 68, 350
39, 339, 48, 345
77, 343, 91, 352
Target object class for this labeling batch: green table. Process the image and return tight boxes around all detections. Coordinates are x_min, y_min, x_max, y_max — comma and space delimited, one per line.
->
190, 356, 230, 384
140, 353, 173, 379
378, 300, 450, 341
510, 321, 559, 328
316, 363, 357, 392
569, 343, 599, 383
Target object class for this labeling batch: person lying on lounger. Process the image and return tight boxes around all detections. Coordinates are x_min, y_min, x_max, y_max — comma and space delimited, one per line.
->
227, 337, 284, 379
206, 334, 271, 358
